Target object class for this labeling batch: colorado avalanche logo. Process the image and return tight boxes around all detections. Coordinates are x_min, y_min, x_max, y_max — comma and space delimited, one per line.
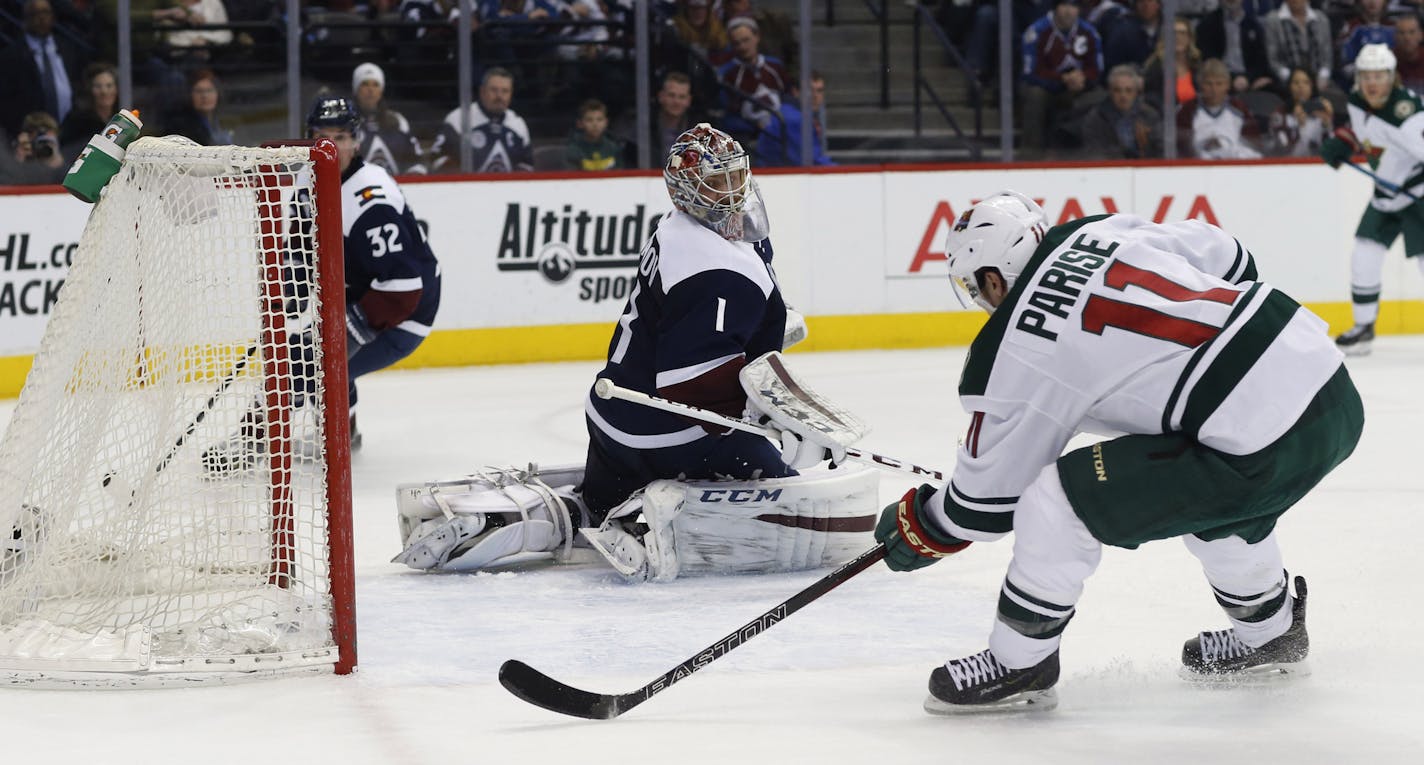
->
953, 209, 974, 232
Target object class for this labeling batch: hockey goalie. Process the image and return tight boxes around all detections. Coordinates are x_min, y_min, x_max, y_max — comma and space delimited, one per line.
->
393, 125, 876, 581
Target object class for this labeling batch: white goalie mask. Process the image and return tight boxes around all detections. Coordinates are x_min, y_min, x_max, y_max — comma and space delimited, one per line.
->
944, 191, 1049, 313
664, 123, 769, 242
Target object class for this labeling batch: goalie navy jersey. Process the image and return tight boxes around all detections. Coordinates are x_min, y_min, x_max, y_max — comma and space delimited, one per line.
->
340, 158, 441, 335
587, 209, 788, 448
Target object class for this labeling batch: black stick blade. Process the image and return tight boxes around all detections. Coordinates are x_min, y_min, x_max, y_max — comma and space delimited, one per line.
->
499, 659, 624, 720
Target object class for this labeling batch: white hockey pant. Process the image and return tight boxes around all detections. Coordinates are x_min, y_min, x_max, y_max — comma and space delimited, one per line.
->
582, 466, 880, 582
392, 464, 584, 572
988, 464, 1290, 669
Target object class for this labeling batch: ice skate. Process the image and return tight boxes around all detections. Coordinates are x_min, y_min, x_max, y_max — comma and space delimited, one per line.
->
1334, 323, 1374, 356
1181, 575, 1310, 680
202, 411, 265, 477
924, 648, 1060, 714
349, 413, 362, 452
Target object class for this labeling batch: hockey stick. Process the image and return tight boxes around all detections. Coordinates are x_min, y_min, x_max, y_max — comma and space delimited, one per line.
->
593, 378, 948, 482
1341, 160, 1423, 202
101, 342, 259, 491
498, 542, 887, 719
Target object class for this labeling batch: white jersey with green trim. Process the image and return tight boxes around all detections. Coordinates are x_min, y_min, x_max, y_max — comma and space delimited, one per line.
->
929, 214, 1344, 544
1347, 86, 1424, 212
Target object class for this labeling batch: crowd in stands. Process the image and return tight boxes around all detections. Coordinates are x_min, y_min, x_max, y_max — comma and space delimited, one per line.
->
6, 0, 1424, 181
0, 0, 831, 184
942, 0, 1424, 159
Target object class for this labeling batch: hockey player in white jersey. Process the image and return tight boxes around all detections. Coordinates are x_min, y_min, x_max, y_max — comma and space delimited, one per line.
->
873, 192, 1363, 713
1319, 43, 1424, 355
391, 124, 876, 580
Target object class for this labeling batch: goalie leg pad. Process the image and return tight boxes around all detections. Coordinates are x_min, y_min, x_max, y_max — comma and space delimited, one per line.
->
392, 464, 586, 572
582, 466, 880, 582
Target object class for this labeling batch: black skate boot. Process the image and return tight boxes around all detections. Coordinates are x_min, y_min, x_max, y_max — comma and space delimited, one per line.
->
924, 649, 1060, 714
1182, 575, 1309, 680
202, 411, 265, 477
1334, 323, 1374, 356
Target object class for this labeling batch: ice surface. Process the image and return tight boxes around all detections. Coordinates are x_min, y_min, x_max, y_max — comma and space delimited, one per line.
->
1, 342, 1421, 763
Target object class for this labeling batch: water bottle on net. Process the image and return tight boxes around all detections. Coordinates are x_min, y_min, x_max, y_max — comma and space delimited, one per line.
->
63, 108, 143, 204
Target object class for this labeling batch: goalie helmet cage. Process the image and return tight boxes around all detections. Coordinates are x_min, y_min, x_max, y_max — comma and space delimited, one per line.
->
0, 138, 355, 687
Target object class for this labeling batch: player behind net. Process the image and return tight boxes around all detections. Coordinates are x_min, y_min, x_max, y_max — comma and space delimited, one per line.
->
202, 96, 442, 472
392, 124, 874, 581
871, 192, 1363, 713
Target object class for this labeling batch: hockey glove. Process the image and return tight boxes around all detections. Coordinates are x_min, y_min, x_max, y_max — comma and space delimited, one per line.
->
773, 425, 847, 470
1319, 136, 1352, 169
874, 484, 971, 572
345, 303, 378, 359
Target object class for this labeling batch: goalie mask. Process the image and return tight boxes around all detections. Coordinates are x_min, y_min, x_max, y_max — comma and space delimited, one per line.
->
944, 191, 1049, 313
664, 123, 769, 242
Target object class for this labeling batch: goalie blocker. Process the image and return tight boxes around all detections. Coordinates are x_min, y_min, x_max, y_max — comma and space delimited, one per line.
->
393, 464, 879, 581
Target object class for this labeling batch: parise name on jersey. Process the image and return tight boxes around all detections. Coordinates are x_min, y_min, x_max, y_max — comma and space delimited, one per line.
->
1016, 231, 1118, 342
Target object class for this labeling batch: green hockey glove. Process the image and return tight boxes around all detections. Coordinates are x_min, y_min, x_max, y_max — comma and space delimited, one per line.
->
874, 484, 971, 572
1319, 135, 1352, 169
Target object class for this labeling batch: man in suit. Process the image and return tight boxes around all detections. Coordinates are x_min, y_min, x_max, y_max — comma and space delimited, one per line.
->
0, 0, 85, 138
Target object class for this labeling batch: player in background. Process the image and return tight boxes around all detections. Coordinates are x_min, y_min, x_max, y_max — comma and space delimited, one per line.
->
1319, 43, 1424, 355
873, 192, 1362, 713
204, 96, 441, 472
392, 124, 868, 580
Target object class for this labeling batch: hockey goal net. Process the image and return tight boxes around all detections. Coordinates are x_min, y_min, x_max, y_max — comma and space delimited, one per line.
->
0, 138, 355, 687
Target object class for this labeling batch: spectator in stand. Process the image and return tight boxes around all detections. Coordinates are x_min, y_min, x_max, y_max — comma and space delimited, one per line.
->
564, 98, 625, 170
1103, 0, 1161, 72
1178, 58, 1264, 158
718, 0, 796, 69
1337, 0, 1396, 89
671, 0, 730, 63
155, 0, 234, 63
717, 16, 791, 140
1081, 63, 1162, 158
0, 0, 83, 138
1021, 0, 1104, 156
59, 61, 119, 158
351, 62, 427, 176
1143, 15, 1201, 107
947, 0, 1059, 93
615, 70, 708, 166
0, 111, 67, 185
1197, 0, 1275, 94
755, 69, 834, 167
430, 66, 534, 173
1394, 13, 1424, 91
161, 68, 233, 145
1268, 66, 1334, 156
1264, 0, 1334, 95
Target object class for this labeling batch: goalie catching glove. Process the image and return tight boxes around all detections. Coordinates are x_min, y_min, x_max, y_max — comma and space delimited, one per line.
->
874, 484, 971, 571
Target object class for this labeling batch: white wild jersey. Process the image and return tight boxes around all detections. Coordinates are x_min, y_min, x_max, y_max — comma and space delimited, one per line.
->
1347, 86, 1424, 212
935, 214, 1344, 542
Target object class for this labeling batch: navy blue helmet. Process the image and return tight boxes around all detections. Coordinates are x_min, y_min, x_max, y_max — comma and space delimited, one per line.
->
306, 95, 360, 137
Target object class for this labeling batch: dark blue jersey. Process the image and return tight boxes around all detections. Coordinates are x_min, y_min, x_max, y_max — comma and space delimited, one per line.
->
340, 158, 441, 334
586, 209, 787, 448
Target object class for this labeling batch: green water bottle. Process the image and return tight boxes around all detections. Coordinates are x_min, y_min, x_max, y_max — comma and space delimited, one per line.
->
63, 109, 144, 204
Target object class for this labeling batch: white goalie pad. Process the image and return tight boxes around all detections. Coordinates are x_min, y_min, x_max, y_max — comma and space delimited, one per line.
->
581, 465, 880, 582
392, 464, 586, 572
741, 351, 868, 455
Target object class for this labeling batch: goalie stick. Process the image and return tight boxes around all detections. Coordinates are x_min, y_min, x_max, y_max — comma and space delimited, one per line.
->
499, 543, 887, 719
592, 378, 947, 482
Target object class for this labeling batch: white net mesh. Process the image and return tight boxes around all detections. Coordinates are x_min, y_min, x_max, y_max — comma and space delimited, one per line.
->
0, 138, 347, 684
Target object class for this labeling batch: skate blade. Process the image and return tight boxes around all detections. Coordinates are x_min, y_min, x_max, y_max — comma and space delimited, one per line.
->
923, 688, 1058, 715
1179, 659, 1311, 684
